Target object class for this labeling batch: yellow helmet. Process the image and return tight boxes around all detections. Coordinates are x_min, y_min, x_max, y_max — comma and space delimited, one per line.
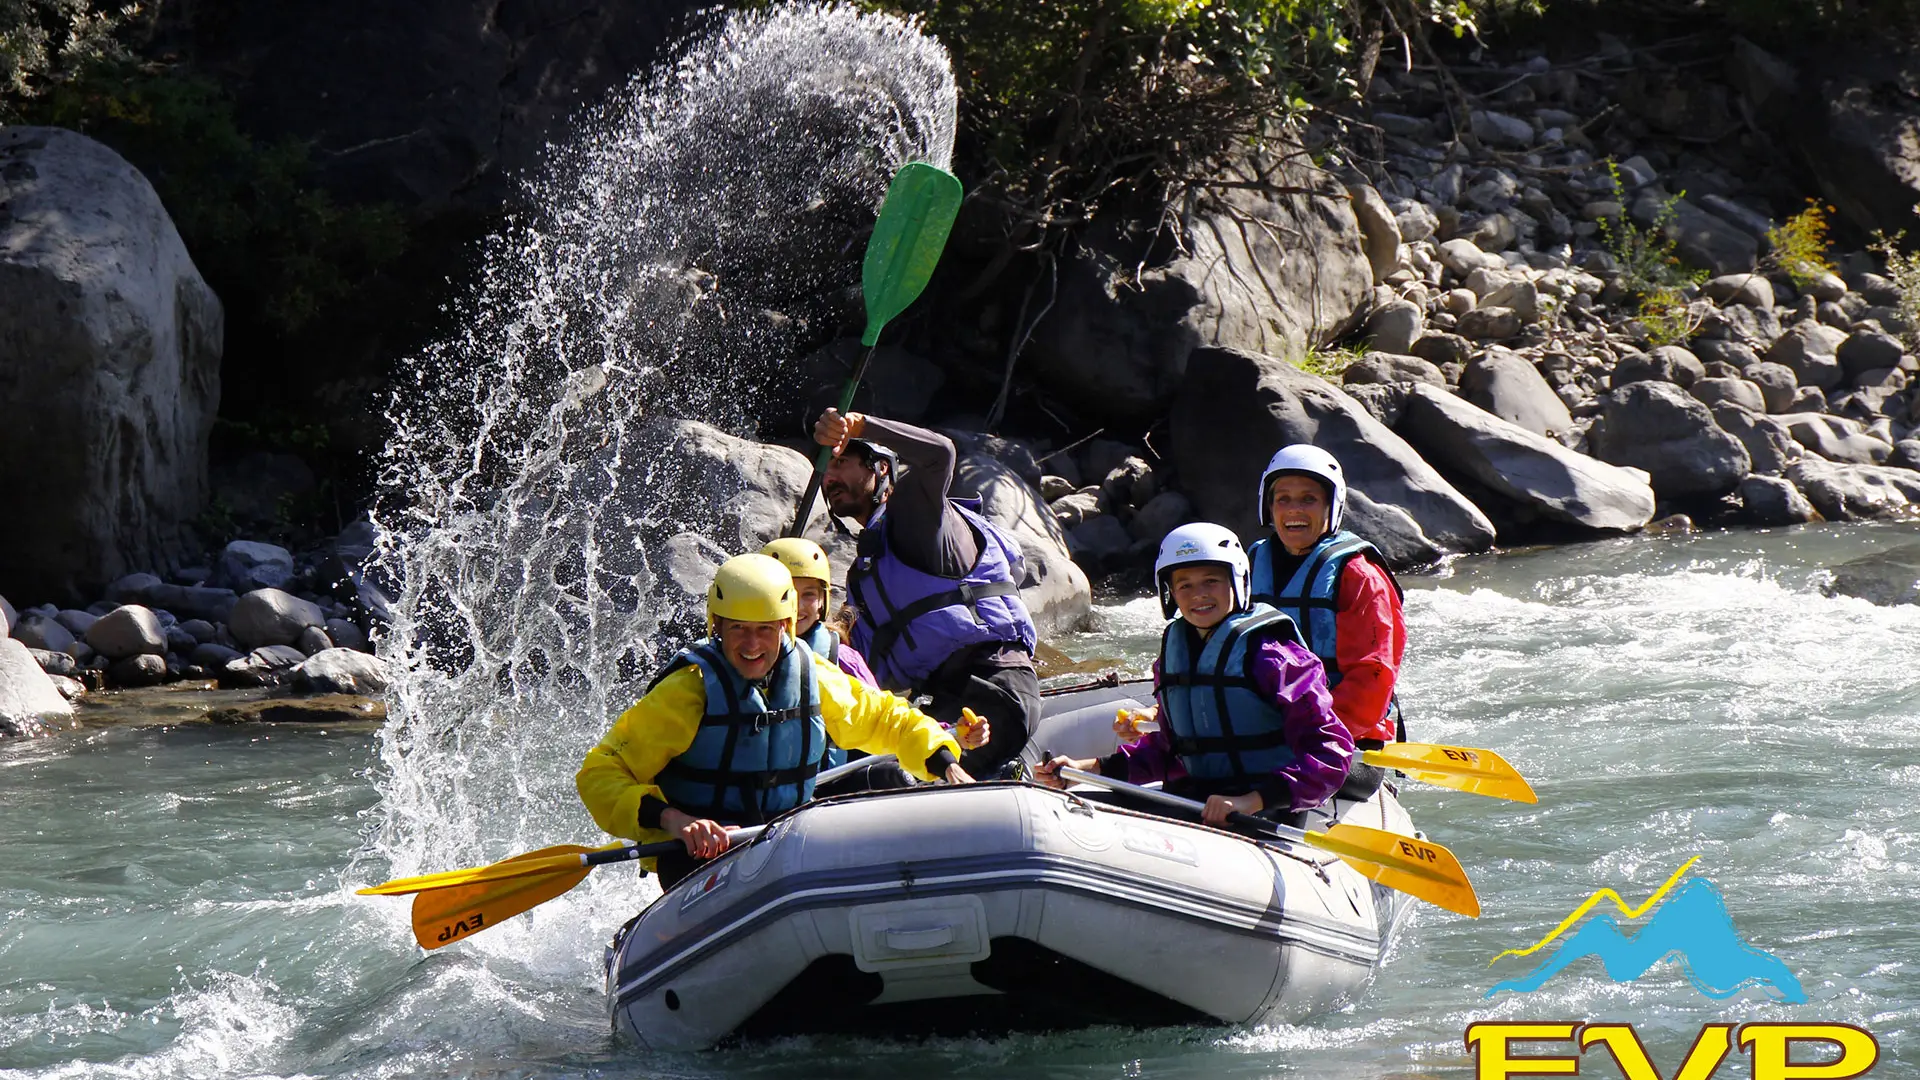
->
760, 537, 832, 587
707, 553, 797, 637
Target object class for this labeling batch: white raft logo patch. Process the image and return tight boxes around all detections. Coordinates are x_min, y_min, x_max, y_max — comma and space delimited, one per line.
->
1123, 826, 1197, 865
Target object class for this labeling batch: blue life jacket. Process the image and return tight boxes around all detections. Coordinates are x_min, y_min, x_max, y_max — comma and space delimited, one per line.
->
1247, 530, 1398, 686
847, 498, 1037, 689
650, 637, 826, 823
798, 622, 848, 770
1160, 604, 1306, 787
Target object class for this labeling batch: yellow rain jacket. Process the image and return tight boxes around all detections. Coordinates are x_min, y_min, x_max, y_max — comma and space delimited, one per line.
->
577, 645, 961, 848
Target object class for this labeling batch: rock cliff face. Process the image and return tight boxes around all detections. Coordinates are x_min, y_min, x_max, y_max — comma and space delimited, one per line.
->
154, 0, 710, 210
0, 128, 223, 603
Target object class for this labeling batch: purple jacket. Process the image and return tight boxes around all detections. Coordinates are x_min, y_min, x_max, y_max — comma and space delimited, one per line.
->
836, 642, 879, 688
1118, 637, 1353, 812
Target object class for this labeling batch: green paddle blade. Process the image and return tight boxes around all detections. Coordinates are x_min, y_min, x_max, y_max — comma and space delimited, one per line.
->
860, 161, 963, 346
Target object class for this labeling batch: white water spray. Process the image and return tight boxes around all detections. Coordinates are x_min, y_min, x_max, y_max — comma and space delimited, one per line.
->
362, 4, 957, 940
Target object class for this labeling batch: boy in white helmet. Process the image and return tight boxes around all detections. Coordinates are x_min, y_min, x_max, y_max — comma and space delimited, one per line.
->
1033, 523, 1353, 825
1246, 445, 1407, 766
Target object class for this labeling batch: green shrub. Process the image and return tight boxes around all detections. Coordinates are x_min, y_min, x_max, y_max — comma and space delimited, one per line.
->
1593, 161, 1707, 338
0, 0, 135, 114
1766, 199, 1837, 287
1870, 220, 1920, 351
1295, 344, 1365, 380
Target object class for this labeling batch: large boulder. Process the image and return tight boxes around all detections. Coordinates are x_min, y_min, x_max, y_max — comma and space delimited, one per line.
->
0, 129, 223, 603
293, 648, 392, 695
85, 605, 167, 660
1397, 385, 1656, 534
1585, 381, 1751, 499
1028, 152, 1372, 426
1827, 545, 1920, 605
0, 638, 73, 736
1788, 459, 1920, 520
1765, 322, 1850, 391
1775, 412, 1892, 465
1709, 404, 1802, 477
1738, 474, 1820, 526
211, 541, 297, 593
228, 589, 327, 650
950, 449, 1093, 638
1628, 191, 1759, 275
1169, 346, 1496, 561
1458, 350, 1574, 439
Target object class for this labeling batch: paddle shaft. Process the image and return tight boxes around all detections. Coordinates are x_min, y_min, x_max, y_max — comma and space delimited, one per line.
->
1058, 767, 1311, 846
785, 345, 880, 537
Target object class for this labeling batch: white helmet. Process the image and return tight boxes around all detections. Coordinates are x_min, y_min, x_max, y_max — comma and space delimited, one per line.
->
1154, 523, 1251, 618
1257, 444, 1348, 532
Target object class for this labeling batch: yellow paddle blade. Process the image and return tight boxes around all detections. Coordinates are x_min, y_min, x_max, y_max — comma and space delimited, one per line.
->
1362, 743, 1537, 804
411, 861, 593, 950
1303, 822, 1481, 918
357, 842, 619, 897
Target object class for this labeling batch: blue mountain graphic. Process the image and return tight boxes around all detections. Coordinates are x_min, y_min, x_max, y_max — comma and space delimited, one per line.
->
1488, 877, 1807, 1003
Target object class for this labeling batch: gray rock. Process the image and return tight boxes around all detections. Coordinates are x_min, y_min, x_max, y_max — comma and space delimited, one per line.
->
1459, 350, 1574, 439
1343, 490, 1445, 567
324, 618, 370, 652
1348, 184, 1403, 285
1586, 381, 1751, 498
0, 594, 12, 638
950, 448, 1094, 637
179, 619, 217, 644
1612, 348, 1702, 389
1693, 339, 1760, 370
47, 674, 84, 701
165, 625, 198, 655
1698, 196, 1777, 241
1342, 382, 1409, 427
1744, 362, 1799, 413
1765, 323, 1849, 390
1039, 475, 1077, 502
0, 129, 222, 604
1689, 377, 1767, 414
1051, 490, 1103, 530
292, 648, 392, 696
1457, 306, 1522, 340
85, 605, 167, 660
1437, 238, 1505, 276
107, 653, 168, 688
191, 642, 244, 668
1411, 332, 1474, 368
1788, 459, 1920, 520
1776, 412, 1892, 465
0, 638, 73, 736
227, 588, 328, 650
11, 614, 75, 654
28, 649, 78, 677
212, 541, 297, 593
221, 645, 310, 689
1101, 457, 1155, 511
1628, 191, 1759, 275
1804, 273, 1849, 303
1786, 386, 1829, 413
296, 625, 334, 657
1459, 211, 1518, 253
1067, 515, 1133, 569
1704, 302, 1784, 351
1029, 151, 1373, 427
1702, 273, 1776, 309
54, 609, 97, 637
1710, 405, 1801, 476
1390, 197, 1439, 243
1738, 475, 1819, 526
140, 584, 240, 623
66, 642, 94, 664
1837, 330, 1906, 379
1344, 352, 1447, 388
1647, 346, 1706, 388
1169, 346, 1496, 560
1127, 491, 1194, 545
1367, 300, 1424, 355
104, 572, 163, 603
1470, 110, 1534, 148
1399, 385, 1656, 533
1826, 544, 1920, 605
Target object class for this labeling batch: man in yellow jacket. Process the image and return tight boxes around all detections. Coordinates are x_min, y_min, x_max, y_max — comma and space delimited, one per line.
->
578, 553, 972, 888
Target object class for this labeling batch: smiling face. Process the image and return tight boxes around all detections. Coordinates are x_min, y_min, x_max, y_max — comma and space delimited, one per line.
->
823, 454, 883, 519
1169, 564, 1237, 631
715, 617, 786, 681
1267, 474, 1333, 556
793, 579, 827, 636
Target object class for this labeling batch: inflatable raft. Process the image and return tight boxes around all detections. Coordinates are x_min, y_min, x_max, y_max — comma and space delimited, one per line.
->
602, 682, 1419, 1049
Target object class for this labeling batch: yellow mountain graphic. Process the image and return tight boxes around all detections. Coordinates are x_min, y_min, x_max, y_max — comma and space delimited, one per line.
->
1489, 856, 1700, 965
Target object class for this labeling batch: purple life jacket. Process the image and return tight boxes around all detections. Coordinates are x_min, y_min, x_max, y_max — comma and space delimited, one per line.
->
847, 499, 1038, 689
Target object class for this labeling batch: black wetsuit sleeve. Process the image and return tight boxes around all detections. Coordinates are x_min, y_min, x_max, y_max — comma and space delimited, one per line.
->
856, 415, 978, 578
1099, 752, 1129, 781
638, 795, 670, 831
925, 746, 959, 776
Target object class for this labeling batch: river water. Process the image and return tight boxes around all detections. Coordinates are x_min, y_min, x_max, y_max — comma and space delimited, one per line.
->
4, 522, 1915, 1079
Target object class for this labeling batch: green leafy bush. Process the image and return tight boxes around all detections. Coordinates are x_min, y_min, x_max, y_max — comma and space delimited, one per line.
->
0, 0, 134, 113
1870, 220, 1920, 351
1766, 200, 1837, 287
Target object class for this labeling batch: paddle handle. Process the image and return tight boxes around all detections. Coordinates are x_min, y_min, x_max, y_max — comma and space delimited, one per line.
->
587, 825, 769, 869
786, 345, 881, 537
1057, 767, 1309, 846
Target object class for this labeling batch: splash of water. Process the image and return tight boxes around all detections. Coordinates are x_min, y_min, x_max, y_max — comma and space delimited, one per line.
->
361, 3, 956, 942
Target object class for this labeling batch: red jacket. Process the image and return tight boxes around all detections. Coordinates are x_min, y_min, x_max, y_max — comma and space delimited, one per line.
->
1329, 556, 1405, 743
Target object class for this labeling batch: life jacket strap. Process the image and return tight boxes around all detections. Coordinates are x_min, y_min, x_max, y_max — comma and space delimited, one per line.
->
864, 579, 1021, 665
